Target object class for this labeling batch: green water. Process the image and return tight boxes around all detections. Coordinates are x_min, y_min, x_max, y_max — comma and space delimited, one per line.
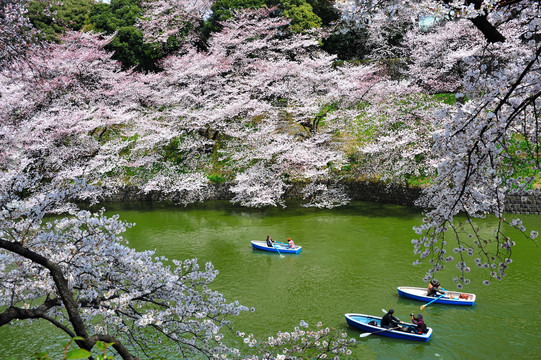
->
1, 201, 540, 359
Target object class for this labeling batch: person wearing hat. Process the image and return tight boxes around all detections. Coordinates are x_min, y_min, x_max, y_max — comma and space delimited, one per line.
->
408, 313, 428, 334
381, 309, 402, 329
427, 279, 446, 297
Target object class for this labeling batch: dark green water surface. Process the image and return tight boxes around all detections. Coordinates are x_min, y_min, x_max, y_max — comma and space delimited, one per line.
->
1, 201, 540, 359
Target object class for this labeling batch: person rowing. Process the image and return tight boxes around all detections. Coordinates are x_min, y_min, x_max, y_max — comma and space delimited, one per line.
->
427, 279, 447, 297
381, 309, 403, 329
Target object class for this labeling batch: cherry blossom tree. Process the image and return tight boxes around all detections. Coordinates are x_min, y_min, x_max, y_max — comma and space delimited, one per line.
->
336, 0, 541, 287
353, 83, 441, 184
133, 8, 384, 208
0, 0, 42, 68
137, 0, 213, 45
2, 5, 386, 208
403, 18, 485, 93
0, 172, 250, 359
0, 30, 149, 200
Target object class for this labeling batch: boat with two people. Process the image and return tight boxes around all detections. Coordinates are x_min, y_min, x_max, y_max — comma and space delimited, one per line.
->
345, 312, 433, 342
250, 240, 302, 254
397, 286, 476, 306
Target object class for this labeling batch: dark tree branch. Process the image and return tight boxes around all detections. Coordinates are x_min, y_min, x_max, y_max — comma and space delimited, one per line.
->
470, 15, 506, 43
440, 0, 507, 43
0, 238, 142, 359
0, 238, 90, 348
0, 297, 61, 326
89, 334, 140, 360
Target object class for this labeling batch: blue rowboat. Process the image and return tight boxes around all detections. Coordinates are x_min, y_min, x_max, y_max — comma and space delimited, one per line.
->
397, 286, 476, 306
345, 313, 433, 342
250, 240, 302, 254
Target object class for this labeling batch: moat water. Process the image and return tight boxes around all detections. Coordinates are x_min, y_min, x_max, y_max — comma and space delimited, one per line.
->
2, 201, 540, 359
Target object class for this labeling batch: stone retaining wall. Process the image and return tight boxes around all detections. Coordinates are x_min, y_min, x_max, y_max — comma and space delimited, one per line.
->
504, 194, 541, 215
102, 182, 541, 214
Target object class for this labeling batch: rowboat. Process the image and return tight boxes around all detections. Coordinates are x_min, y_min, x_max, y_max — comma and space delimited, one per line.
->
345, 313, 432, 342
250, 240, 302, 254
397, 286, 476, 306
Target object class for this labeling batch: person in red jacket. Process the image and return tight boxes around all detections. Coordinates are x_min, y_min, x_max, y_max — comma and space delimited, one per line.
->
409, 313, 428, 334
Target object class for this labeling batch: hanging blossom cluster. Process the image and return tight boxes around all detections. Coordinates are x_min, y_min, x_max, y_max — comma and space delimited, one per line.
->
240, 320, 355, 359
0, 0, 44, 69
301, 183, 351, 209
413, 2, 540, 287
335, 0, 541, 287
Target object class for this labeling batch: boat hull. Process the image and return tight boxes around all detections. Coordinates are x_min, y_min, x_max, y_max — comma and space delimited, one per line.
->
397, 286, 475, 306
251, 240, 302, 254
345, 313, 432, 342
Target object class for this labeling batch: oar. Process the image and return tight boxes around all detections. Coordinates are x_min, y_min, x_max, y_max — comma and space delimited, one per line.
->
359, 326, 401, 338
272, 243, 285, 258
420, 294, 445, 310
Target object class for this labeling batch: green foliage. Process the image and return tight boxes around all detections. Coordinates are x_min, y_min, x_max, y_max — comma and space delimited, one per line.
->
304, 0, 339, 25
503, 134, 541, 189
27, 1, 64, 42
404, 174, 432, 187
432, 93, 457, 105
27, 0, 93, 41
208, 174, 227, 183
58, 0, 93, 31
322, 28, 370, 60
85, 0, 162, 71
65, 348, 92, 359
33, 338, 115, 360
161, 138, 184, 165
87, 0, 141, 33
281, 0, 322, 33
202, 0, 323, 37
106, 26, 162, 71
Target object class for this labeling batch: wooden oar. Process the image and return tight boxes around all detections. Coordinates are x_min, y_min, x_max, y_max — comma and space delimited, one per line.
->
272, 243, 285, 258
420, 294, 445, 310
359, 326, 401, 338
